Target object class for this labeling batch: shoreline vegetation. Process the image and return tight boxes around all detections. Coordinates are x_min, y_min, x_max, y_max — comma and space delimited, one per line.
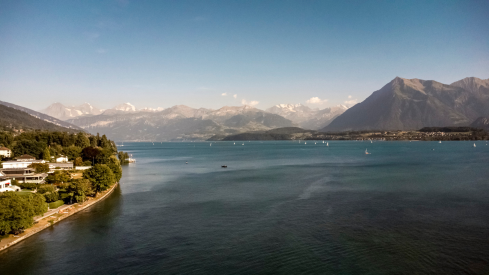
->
0, 182, 118, 252
0, 130, 130, 249
208, 127, 489, 141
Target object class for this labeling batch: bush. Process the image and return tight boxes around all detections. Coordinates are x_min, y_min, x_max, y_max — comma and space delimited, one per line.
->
43, 192, 59, 203
48, 200, 64, 209
19, 182, 37, 190
37, 184, 56, 194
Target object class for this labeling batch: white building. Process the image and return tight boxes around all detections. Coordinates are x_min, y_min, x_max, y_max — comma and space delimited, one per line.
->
0, 147, 12, 158
54, 155, 69, 162
2, 159, 46, 169
0, 179, 21, 192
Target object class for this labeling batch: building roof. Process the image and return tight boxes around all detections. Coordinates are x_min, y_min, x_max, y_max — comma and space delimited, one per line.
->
0, 147, 11, 151
17, 154, 35, 160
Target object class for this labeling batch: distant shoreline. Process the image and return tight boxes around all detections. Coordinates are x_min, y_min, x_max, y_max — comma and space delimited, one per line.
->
0, 183, 119, 252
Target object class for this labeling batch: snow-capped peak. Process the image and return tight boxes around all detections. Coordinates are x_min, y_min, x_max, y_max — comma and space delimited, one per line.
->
114, 103, 136, 112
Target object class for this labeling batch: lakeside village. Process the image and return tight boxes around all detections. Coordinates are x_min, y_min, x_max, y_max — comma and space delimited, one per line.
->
298, 127, 489, 141
0, 131, 130, 236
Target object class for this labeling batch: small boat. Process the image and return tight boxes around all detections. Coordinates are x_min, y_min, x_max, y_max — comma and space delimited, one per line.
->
305, 142, 307, 144
365, 149, 370, 155
185, 161, 188, 164
242, 143, 244, 145
221, 165, 227, 168
474, 143, 476, 147
322, 141, 324, 143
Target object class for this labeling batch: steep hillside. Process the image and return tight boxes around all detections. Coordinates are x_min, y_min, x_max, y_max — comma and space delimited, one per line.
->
0, 104, 81, 132
470, 117, 489, 131
0, 100, 83, 131
323, 77, 489, 131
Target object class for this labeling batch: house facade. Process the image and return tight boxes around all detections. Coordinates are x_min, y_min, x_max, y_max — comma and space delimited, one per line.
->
0, 147, 12, 158
54, 155, 69, 162
0, 167, 47, 184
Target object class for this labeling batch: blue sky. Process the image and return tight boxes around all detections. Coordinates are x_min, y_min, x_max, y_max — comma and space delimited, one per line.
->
1, 0, 488, 111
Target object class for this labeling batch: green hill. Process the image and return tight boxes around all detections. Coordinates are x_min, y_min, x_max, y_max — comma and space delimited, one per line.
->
0, 104, 80, 132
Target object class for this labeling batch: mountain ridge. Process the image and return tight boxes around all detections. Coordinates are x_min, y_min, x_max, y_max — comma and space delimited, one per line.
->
322, 76, 489, 131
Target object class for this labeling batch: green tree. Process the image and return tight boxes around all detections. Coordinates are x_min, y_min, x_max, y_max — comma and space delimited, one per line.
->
0, 193, 47, 235
42, 147, 51, 161
74, 157, 83, 166
45, 170, 71, 184
12, 139, 46, 159
67, 179, 93, 203
106, 156, 122, 182
75, 132, 90, 148
27, 163, 50, 173
89, 136, 97, 147
118, 151, 130, 164
83, 164, 115, 194
82, 146, 101, 163
62, 145, 82, 160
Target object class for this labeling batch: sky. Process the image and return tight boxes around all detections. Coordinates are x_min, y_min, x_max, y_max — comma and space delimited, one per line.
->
1, 0, 488, 111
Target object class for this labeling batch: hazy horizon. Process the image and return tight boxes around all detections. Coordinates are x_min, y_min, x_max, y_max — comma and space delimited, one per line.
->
1, 0, 488, 111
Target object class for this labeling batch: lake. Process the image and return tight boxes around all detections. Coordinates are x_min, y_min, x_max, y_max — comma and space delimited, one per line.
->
1, 141, 489, 274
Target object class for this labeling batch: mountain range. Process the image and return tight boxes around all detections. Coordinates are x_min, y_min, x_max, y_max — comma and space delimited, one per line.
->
266, 104, 348, 129
5, 75, 488, 140
66, 105, 295, 141
39, 101, 348, 141
323, 77, 489, 131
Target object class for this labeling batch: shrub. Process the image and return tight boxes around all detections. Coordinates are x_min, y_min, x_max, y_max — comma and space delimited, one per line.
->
19, 182, 37, 190
48, 200, 64, 209
43, 192, 59, 203
37, 184, 56, 194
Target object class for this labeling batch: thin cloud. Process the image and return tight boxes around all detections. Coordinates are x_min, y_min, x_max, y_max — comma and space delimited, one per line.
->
306, 97, 328, 105
241, 99, 259, 106
348, 95, 352, 99
233, 94, 237, 99
221, 93, 227, 96
96, 48, 108, 54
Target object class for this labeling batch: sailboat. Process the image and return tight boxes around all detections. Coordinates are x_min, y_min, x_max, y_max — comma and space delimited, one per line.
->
315, 142, 317, 144
370, 140, 372, 143
305, 142, 307, 145
473, 143, 476, 148
365, 148, 370, 155
234, 142, 235, 145
439, 141, 441, 143
242, 143, 244, 145
326, 142, 329, 147
322, 141, 324, 143
210, 143, 212, 146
